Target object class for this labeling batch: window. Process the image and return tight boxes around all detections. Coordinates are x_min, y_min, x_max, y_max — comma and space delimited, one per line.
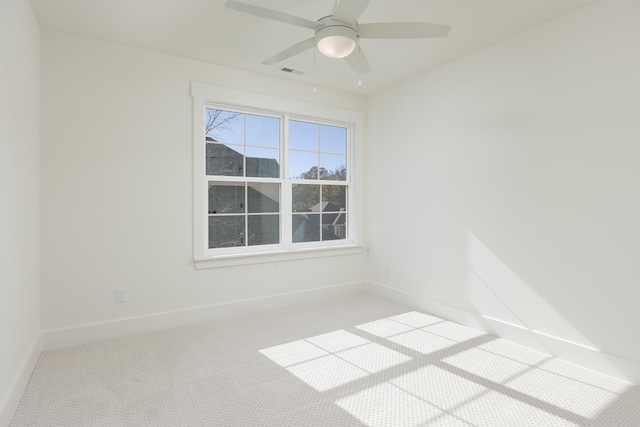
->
206, 110, 281, 249
192, 83, 363, 268
289, 120, 348, 244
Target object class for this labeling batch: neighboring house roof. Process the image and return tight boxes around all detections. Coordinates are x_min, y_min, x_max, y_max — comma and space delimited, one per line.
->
310, 201, 346, 226
310, 201, 336, 212
205, 139, 279, 178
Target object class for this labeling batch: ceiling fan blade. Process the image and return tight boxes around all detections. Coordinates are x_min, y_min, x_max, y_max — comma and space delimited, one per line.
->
225, 1, 319, 30
262, 38, 316, 65
333, 0, 371, 23
359, 22, 451, 39
344, 47, 371, 76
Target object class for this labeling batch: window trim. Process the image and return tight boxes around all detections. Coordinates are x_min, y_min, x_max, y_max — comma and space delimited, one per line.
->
191, 82, 365, 269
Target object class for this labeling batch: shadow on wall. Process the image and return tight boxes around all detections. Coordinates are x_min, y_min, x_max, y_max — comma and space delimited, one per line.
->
464, 230, 638, 382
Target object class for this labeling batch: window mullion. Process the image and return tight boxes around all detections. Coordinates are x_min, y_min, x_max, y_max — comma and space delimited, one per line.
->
317, 125, 321, 240
282, 114, 292, 248
244, 182, 248, 247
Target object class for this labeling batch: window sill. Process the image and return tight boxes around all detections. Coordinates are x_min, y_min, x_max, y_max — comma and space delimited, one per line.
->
194, 245, 366, 270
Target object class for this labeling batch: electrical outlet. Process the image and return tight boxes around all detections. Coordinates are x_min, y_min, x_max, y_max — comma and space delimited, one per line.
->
116, 287, 127, 303
384, 264, 391, 275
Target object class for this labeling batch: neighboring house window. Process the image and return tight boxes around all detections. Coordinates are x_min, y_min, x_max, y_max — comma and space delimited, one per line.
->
192, 83, 363, 268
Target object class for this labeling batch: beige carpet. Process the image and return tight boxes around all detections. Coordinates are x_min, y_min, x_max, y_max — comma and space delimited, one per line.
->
11, 293, 640, 426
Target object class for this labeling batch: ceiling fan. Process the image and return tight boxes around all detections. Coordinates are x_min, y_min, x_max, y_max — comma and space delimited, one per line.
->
225, 0, 451, 75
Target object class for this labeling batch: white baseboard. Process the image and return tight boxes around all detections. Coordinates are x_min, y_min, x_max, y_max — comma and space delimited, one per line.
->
0, 333, 42, 427
35, 280, 640, 384
367, 281, 640, 384
42, 282, 367, 351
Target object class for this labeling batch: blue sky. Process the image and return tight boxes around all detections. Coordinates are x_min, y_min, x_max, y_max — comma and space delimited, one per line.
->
207, 108, 347, 179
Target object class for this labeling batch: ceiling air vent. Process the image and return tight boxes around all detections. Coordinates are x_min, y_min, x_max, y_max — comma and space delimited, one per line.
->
280, 67, 304, 75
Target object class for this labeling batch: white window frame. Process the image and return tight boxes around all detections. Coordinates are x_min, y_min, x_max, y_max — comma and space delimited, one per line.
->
192, 82, 364, 269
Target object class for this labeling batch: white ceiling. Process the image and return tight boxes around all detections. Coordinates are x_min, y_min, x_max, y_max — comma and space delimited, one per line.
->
29, 0, 599, 95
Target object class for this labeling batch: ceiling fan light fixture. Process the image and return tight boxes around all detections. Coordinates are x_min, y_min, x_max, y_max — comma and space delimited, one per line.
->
315, 25, 357, 59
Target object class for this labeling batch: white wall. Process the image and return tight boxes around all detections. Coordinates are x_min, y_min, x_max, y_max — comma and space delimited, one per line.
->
366, 0, 640, 381
40, 31, 367, 341
0, 0, 41, 423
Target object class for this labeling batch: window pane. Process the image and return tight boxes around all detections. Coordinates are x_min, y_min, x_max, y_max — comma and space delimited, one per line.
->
289, 151, 318, 179
248, 183, 280, 213
320, 125, 346, 154
208, 182, 245, 214
292, 184, 320, 212
248, 215, 279, 246
209, 216, 245, 248
206, 143, 244, 176
292, 214, 320, 243
289, 120, 318, 151
323, 213, 347, 241
322, 185, 347, 211
246, 147, 280, 178
319, 154, 347, 181
205, 109, 243, 144
246, 114, 280, 148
